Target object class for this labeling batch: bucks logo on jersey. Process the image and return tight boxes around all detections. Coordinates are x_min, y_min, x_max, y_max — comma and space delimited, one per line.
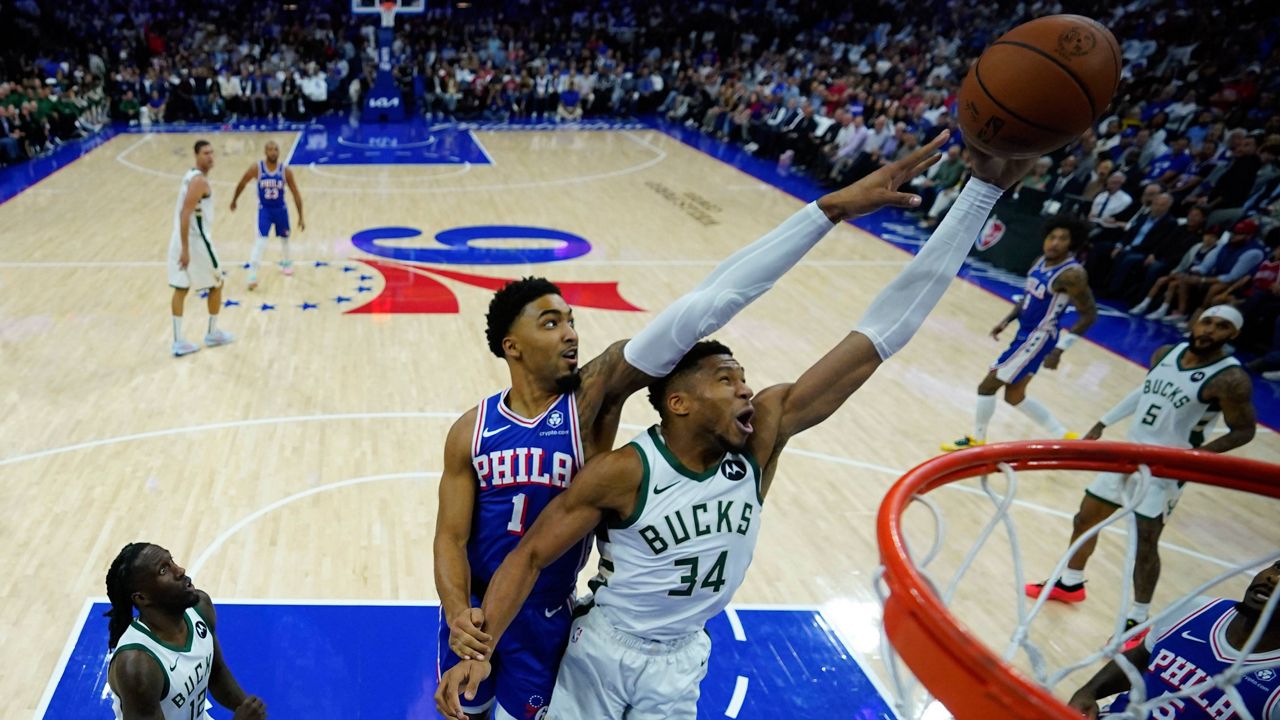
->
592, 426, 762, 641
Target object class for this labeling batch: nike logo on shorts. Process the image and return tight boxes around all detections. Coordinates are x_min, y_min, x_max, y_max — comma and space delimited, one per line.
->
545, 605, 563, 618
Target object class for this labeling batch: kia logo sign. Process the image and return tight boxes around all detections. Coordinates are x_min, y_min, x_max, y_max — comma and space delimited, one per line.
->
368, 97, 401, 109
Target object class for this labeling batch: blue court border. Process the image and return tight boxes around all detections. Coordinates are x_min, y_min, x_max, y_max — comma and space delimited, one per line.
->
1, 117, 1276, 427
37, 599, 898, 720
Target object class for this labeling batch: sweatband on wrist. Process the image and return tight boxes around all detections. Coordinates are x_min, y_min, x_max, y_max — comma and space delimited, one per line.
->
1056, 331, 1078, 351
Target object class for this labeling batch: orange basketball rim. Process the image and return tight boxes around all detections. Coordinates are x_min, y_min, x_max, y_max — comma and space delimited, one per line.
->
876, 440, 1280, 719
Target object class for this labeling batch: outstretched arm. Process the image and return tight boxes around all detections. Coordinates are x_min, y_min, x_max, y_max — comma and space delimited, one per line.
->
990, 295, 1025, 339
1045, 265, 1097, 369
284, 167, 304, 230
576, 133, 951, 420
1086, 344, 1173, 439
748, 149, 1036, 484
481, 447, 639, 651
229, 165, 256, 211
435, 447, 640, 719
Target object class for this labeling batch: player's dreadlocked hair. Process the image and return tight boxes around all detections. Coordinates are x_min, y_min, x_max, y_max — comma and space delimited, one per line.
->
105, 542, 150, 650
485, 277, 564, 358
647, 340, 734, 416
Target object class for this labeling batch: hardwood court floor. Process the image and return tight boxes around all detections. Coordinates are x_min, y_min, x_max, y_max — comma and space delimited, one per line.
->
2, 128, 1277, 718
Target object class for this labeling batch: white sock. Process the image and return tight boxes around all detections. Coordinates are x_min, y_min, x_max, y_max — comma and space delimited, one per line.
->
250, 236, 268, 271
974, 394, 997, 441
280, 238, 291, 264
1130, 297, 1150, 313
173, 316, 183, 343
208, 315, 218, 334
1127, 602, 1150, 623
1015, 397, 1067, 436
1061, 569, 1085, 586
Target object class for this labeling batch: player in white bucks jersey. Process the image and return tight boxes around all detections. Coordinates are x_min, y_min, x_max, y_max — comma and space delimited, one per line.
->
437, 146, 1041, 719
434, 135, 957, 719
1068, 560, 1280, 719
168, 140, 234, 357
105, 543, 265, 720
1027, 306, 1257, 641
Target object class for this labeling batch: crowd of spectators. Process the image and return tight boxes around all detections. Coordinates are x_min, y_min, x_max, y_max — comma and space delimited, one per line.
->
1, 0, 1278, 376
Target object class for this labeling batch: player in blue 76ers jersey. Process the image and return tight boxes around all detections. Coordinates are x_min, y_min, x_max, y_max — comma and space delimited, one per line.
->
229, 141, 305, 291
1069, 560, 1280, 719
943, 216, 1097, 451
432, 132, 952, 720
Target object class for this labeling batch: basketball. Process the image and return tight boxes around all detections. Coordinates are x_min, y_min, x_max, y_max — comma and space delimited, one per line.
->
957, 14, 1121, 158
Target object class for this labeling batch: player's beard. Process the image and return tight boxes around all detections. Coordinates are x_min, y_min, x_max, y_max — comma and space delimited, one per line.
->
555, 369, 582, 394
1187, 332, 1229, 355
1232, 599, 1280, 634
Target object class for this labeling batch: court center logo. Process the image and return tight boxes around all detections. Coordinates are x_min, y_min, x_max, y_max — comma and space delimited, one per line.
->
345, 225, 643, 314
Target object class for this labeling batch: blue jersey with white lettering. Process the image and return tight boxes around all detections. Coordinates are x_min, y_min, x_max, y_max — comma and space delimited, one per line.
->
468, 389, 588, 601
256, 161, 286, 209
1105, 598, 1280, 719
1016, 257, 1079, 335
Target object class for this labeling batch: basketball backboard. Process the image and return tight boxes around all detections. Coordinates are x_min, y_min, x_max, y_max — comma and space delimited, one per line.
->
350, 0, 425, 14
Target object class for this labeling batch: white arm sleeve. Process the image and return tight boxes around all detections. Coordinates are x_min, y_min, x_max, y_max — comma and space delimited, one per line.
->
623, 201, 837, 376
855, 178, 1005, 359
1100, 388, 1142, 427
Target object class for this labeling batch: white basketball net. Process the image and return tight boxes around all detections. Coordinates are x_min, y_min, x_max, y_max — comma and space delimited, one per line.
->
378, 2, 397, 28
875, 462, 1280, 719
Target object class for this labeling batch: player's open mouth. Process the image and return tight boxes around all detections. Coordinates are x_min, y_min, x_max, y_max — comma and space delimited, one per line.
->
1248, 586, 1272, 605
562, 348, 578, 365
735, 408, 755, 434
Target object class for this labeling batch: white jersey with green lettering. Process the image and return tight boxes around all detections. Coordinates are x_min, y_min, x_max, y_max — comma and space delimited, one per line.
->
1129, 342, 1240, 448
170, 168, 214, 249
110, 607, 215, 720
592, 425, 763, 642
